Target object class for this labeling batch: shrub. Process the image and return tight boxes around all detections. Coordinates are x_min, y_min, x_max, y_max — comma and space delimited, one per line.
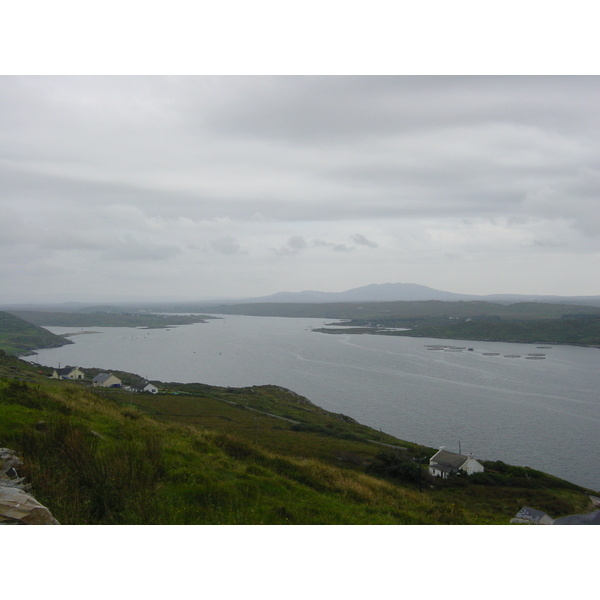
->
366, 451, 422, 484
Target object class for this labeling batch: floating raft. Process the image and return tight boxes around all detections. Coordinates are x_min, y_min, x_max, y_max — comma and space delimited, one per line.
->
526, 356, 546, 359
483, 352, 500, 356
504, 355, 521, 358
425, 345, 466, 352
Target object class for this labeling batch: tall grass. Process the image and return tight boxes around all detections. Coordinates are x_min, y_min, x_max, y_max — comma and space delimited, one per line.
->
1, 376, 594, 524
12, 418, 166, 524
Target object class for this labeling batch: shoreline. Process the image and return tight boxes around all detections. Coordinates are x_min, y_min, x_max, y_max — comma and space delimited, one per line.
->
313, 327, 600, 349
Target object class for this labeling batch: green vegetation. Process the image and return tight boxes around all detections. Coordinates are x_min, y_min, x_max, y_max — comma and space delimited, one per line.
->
201, 300, 600, 320
0, 311, 74, 355
196, 300, 600, 346
1, 351, 595, 524
5, 300, 600, 353
317, 315, 600, 346
7, 310, 214, 329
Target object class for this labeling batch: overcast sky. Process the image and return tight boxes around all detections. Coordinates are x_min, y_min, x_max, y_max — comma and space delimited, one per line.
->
1, 75, 599, 303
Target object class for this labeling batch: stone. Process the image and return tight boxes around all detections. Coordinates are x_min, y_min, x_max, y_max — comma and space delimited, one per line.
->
0, 448, 23, 478
0, 486, 60, 524
0, 448, 60, 525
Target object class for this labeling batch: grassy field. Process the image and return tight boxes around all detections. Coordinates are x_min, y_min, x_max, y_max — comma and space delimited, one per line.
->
1, 350, 595, 525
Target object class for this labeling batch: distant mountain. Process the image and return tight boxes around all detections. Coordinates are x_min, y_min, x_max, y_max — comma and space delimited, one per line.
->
242, 283, 476, 304
3, 284, 599, 314
230, 283, 600, 307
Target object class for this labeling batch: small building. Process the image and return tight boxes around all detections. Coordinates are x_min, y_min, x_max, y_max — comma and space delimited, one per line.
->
511, 506, 554, 525
51, 366, 85, 380
428, 447, 485, 478
92, 373, 122, 388
128, 380, 158, 394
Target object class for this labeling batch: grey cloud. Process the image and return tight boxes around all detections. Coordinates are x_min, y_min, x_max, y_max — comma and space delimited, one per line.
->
190, 76, 600, 142
288, 236, 307, 250
210, 236, 247, 255
351, 233, 378, 248
313, 239, 353, 252
102, 236, 181, 261
272, 236, 308, 255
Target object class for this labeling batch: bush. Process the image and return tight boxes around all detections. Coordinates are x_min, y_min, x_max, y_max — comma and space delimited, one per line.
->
366, 451, 422, 484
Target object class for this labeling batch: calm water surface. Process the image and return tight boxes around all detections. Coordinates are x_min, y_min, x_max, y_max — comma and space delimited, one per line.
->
33, 315, 600, 490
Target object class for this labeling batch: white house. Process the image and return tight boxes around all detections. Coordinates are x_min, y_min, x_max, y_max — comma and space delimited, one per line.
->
51, 366, 85, 380
429, 447, 485, 478
511, 506, 554, 525
129, 380, 158, 394
92, 373, 122, 388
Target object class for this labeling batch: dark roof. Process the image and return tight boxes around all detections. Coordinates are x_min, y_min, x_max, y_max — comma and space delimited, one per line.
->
55, 366, 78, 375
430, 449, 468, 472
93, 372, 119, 383
130, 380, 151, 390
553, 510, 600, 525
516, 506, 551, 521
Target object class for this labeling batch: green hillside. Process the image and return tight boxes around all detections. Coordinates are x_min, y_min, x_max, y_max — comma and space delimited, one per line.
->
318, 315, 600, 346
0, 311, 74, 355
1, 351, 595, 524
7, 310, 214, 329
197, 300, 600, 346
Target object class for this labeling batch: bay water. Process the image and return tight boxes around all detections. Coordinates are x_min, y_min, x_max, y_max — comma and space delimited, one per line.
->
33, 315, 600, 491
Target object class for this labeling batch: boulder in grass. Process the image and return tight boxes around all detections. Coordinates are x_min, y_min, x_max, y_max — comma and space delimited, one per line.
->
0, 486, 60, 525
0, 447, 23, 478
0, 447, 60, 525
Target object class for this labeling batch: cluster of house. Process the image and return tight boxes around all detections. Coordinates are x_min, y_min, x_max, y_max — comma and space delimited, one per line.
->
50, 366, 158, 394
428, 446, 600, 525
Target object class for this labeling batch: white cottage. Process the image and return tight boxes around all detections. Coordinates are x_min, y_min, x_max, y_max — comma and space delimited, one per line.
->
129, 380, 158, 394
92, 373, 122, 388
429, 447, 485, 478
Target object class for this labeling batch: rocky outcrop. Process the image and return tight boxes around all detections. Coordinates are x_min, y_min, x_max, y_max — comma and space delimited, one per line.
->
0, 448, 59, 525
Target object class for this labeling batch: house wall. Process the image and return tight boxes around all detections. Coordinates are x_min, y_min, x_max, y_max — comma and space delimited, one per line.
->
70, 368, 84, 380
429, 466, 449, 479
52, 368, 84, 380
94, 375, 121, 388
462, 458, 485, 475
